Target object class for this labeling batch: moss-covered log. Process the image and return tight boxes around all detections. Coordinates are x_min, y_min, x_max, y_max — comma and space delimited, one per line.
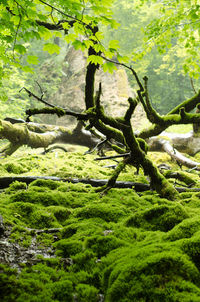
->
0, 120, 98, 156
0, 176, 198, 192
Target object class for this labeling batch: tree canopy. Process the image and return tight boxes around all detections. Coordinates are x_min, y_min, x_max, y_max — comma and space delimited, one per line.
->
1, 0, 199, 116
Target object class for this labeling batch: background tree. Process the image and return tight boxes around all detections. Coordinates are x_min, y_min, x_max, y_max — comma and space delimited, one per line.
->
105, 0, 199, 114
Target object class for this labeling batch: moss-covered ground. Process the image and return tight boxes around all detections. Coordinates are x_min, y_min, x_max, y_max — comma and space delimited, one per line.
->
1, 146, 200, 301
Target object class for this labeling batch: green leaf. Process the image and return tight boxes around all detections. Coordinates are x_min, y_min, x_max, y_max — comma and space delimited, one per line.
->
54, 31, 62, 38
109, 40, 120, 50
87, 55, 103, 65
95, 32, 104, 41
10, 15, 21, 25
1, 28, 11, 36
43, 43, 60, 55
102, 62, 117, 73
14, 44, 27, 55
72, 40, 86, 51
64, 33, 77, 43
62, 22, 71, 30
39, 28, 53, 40
26, 55, 39, 65
21, 66, 34, 73
93, 44, 105, 53
117, 54, 129, 64
84, 40, 94, 49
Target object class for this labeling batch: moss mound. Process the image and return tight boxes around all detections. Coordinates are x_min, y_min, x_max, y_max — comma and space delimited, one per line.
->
102, 245, 200, 302
75, 203, 128, 222
125, 204, 189, 232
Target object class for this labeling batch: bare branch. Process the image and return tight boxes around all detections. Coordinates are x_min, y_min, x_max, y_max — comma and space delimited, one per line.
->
94, 153, 130, 161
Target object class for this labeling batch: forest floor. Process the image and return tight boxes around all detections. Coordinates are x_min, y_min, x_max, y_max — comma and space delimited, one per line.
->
1, 143, 200, 301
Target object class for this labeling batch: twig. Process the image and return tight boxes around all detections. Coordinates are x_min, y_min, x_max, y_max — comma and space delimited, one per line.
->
38, 0, 93, 31
26, 107, 88, 120
86, 138, 108, 154
100, 55, 144, 92
95, 153, 130, 161
190, 78, 197, 94
20, 87, 88, 120
35, 81, 46, 99
13, 13, 22, 60
20, 87, 55, 108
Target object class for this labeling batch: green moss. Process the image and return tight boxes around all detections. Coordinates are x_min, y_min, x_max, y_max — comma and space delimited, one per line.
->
181, 194, 200, 208
61, 224, 78, 238
30, 210, 59, 228
36, 233, 55, 248
8, 201, 60, 228
2, 148, 200, 301
10, 201, 35, 215
102, 245, 200, 302
47, 206, 71, 223
166, 217, 200, 241
181, 232, 200, 270
125, 204, 189, 232
74, 203, 128, 222
0, 264, 19, 302
2, 263, 74, 302
10, 190, 70, 207
61, 219, 106, 240
29, 179, 61, 190
84, 235, 127, 257
54, 239, 83, 257
4, 162, 28, 174
58, 182, 93, 193
50, 279, 73, 302
5, 181, 27, 194
75, 284, 99, 302
10, 225, 32, 246
110, 224, 139, 243
179, 192, 195, 199
71, 250, 97, 272
137, 137, 149, 153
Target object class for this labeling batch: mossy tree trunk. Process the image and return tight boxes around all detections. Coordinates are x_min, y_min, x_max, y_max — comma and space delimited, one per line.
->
122, 124, 179, 200
89, 94, 179, 200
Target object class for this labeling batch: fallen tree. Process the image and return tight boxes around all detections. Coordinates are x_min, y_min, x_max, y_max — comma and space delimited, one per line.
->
0, 176, 198, 193
2, 112, 200, 171
0, 119, 99, 156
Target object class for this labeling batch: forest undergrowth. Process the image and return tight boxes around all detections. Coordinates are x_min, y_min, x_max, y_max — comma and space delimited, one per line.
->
1, 145, 200, 301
